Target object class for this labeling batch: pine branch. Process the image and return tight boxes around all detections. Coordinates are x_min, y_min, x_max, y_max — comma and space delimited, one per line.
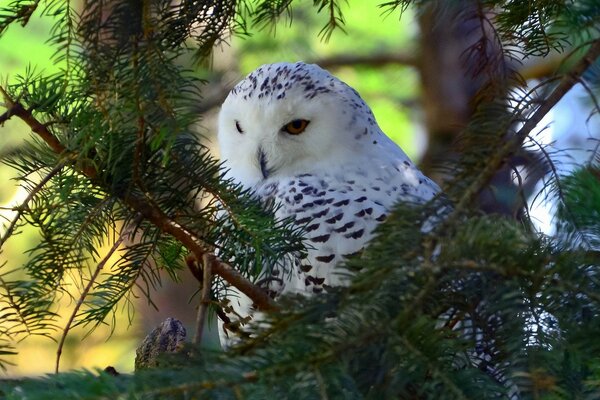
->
0, 89, 277, 313
0, 86, 97, 179
54, 221, 131, 374
451, 39, 600, 218
0, 162, 64, 249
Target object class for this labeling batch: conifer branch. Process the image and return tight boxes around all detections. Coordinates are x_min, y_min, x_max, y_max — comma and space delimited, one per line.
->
0, 162, 64, 249
453, 39, 600, 216
0, 88, 277, 313
55, 224, 129, 374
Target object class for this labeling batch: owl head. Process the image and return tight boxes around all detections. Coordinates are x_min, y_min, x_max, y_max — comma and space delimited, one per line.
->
218, 62, 394, 188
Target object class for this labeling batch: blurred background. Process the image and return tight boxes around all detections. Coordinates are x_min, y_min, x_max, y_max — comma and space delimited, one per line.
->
0, 0, 598, 376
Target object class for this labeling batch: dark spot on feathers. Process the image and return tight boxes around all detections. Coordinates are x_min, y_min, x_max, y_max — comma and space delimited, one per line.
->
355, 210, 366, 217
300, 264, 312, 272
325, 213, 343, 223
355, 196, 367, 202
345, 229, 364, 239
296, 216, 311, 224
294, 194, 303, 202
334, 221, 355, 233
312, 208, 329, 218
305, 275, 325, 285
376, 214, 387, 222
311, 234, 330, 243
316, 254, 336, 263
306, 223, 320, 232
333, 199, 350, 207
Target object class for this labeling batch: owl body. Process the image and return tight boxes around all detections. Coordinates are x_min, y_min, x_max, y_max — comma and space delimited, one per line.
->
217, 62, 439, 340
252, 158, 436, 293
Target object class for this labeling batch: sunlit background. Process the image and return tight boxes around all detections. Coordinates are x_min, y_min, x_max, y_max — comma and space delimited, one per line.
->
0, 1, 598, 376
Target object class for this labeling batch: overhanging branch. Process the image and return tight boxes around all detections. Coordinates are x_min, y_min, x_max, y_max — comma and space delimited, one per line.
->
0, 91, 277, 312
452, 39, 600, 216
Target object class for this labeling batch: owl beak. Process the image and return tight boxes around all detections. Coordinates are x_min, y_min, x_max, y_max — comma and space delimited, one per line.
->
258, 147, 270, 179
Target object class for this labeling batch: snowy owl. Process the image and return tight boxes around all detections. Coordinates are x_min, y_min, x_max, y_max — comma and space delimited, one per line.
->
217, 61, 440, 341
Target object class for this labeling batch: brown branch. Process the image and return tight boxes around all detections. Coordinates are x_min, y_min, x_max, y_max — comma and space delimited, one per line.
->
0, 89, 277, 312
0, 88, 98, 179
452, 39, 600, 216
124, 193, 277, 311
0, 87, 64, 155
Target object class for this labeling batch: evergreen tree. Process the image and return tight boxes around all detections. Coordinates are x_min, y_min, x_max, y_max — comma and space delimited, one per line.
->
0, 0, 599, 398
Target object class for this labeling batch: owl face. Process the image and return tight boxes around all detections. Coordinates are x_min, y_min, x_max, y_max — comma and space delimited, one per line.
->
218, 62, 380, 188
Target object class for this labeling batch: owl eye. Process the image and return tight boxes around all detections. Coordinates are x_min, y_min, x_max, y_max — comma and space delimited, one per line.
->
235, 120, 244, 134
283, 119, 310, 135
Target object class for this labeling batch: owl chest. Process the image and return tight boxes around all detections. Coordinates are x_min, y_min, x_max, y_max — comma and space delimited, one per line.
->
257, 173, 397, 294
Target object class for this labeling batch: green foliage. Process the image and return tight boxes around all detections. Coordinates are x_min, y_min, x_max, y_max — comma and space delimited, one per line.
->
0, 0, 600, 398
556, 166, 600, 249
0, 0, 306, 371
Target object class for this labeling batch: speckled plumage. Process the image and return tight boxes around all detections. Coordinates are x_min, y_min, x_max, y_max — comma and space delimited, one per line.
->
217, 62, 439, 343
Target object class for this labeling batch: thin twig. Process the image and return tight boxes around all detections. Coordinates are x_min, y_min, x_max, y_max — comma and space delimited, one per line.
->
193, 253, 213, 346
55, 220, 134, 373
0, 163, 65, 249
0, 87, 277, 312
